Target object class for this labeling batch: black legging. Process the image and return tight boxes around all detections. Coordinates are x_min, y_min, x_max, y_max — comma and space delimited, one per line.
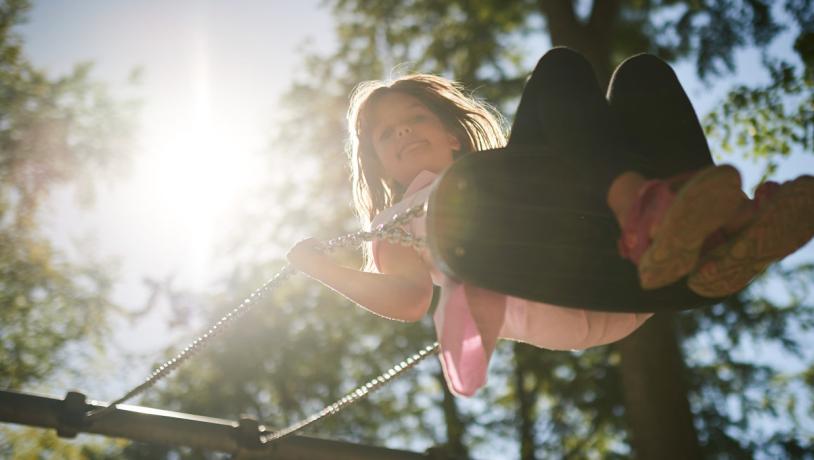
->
508, 47, 713, 189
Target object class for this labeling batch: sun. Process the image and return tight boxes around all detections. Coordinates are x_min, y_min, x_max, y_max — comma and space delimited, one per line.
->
126, 36, 266, 284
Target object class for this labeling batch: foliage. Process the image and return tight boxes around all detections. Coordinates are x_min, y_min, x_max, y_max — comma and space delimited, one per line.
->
682, 265, 814, 459
705, 57, 813, 179
0, 427, 127, 460
0, 0, 135, 403
0, 2, 136, 457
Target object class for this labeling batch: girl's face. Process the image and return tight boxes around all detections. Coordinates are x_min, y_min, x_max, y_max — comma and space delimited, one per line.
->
368, 92, 461, 188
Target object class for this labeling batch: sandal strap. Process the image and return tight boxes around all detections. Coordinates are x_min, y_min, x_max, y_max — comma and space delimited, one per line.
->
755, 181, 780, 209
696, 181, 778, 258
618, 179, 675, 264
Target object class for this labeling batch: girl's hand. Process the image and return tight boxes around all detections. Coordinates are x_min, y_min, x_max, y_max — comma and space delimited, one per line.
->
287, 238, 331, 275
287, 236, 433, 322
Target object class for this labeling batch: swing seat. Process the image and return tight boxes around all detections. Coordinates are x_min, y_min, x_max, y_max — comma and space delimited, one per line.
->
425, 147, 724, 313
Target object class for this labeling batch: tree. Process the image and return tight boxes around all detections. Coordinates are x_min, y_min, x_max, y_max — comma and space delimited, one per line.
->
1, 0, 135, 455
123, 1, 813, 459
0, 0, 136, 387
0, 0, 135, 459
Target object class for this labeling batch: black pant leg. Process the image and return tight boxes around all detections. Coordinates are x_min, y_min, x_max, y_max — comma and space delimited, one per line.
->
508, 47, 631, 192
606, 53, 714, 179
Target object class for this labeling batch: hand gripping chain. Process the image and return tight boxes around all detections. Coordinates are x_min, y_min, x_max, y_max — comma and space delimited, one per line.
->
85, 202, 437, 443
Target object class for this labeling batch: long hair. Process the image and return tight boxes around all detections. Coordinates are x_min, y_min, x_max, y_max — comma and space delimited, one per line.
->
347, 74, 506, 222
346, 74, 507, 269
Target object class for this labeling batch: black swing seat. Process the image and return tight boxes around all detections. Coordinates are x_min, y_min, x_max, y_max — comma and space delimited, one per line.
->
425, 147, 725, 313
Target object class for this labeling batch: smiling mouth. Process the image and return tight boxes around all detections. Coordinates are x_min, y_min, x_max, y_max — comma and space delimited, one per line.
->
398, 140, 428, 160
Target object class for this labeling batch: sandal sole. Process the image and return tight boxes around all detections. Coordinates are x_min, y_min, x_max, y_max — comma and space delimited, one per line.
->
688, 175, 814, 297
638, 165, 744, 289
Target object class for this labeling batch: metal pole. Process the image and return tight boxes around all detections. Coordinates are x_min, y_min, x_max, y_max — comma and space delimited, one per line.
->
0, 389, 433, 460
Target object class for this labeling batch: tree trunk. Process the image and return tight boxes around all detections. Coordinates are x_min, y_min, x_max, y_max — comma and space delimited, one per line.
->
513, 343, 538, 460
617, 314, 702, 459
538, 2, 702, 458
435, 371, 470, 459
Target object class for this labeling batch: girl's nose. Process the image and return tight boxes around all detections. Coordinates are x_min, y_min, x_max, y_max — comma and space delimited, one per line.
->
397, 125, 412, 137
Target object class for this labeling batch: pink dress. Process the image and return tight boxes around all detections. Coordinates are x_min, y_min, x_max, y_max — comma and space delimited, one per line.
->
371, 171, 652, 397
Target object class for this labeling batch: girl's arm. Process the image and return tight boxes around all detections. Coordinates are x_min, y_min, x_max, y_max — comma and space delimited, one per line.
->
287, 238, 434, 322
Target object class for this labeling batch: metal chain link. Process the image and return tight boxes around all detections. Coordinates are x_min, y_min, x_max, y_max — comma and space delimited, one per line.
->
320, 202, 427, 252
260, 342, 440, 444
86, 202, 428, 422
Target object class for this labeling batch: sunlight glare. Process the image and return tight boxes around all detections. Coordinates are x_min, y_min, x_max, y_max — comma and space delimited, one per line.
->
128, 30, 264, 288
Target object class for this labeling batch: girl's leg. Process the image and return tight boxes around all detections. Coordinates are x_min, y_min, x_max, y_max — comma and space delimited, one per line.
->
605, 53, 719, 234
508, 47, 630, 193
606, 54, 747, 289
606, 53, 712, 178
607, 54, 754, 231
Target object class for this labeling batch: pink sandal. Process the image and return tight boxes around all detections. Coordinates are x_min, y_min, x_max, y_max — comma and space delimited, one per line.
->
617, 179, 674, 264
619, 165, 746, 290
688, 176, 814, 297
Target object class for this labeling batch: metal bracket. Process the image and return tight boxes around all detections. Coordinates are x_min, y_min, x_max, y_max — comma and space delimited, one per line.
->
234, 416, 264, 450
57, 391, 88, 438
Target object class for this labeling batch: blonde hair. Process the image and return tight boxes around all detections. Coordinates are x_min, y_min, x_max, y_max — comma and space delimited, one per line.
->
347, 74, 507, 225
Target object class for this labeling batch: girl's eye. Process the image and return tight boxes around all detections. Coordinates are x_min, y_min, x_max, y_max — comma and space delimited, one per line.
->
412, 114, 427, 122
380, 128, 393, 141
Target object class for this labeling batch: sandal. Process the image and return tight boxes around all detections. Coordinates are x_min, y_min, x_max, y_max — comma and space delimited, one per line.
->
688, 175, 814, 298
619, 164, 745, 290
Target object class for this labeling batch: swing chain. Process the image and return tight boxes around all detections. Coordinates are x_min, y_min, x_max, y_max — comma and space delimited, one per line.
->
86, 201, 429, 424
260, 341, 439, 444
321, 202, 427, 252
85, 265, 296, 422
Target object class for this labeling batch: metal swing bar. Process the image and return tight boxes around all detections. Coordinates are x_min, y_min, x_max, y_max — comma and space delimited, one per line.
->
0, 389, 434, 459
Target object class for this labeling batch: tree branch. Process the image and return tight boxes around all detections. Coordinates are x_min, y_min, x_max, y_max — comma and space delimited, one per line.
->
435, 371, 470, 459
538, 0, 582, 46
587, 0, 621, 43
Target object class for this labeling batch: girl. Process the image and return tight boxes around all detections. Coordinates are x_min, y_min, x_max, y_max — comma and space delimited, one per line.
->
288, 48, 814, 396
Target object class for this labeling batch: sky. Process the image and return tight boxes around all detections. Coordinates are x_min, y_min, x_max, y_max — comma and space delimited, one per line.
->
23, 0, 334, 288
19, 0, 337, 387
16, 0, 814, 438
